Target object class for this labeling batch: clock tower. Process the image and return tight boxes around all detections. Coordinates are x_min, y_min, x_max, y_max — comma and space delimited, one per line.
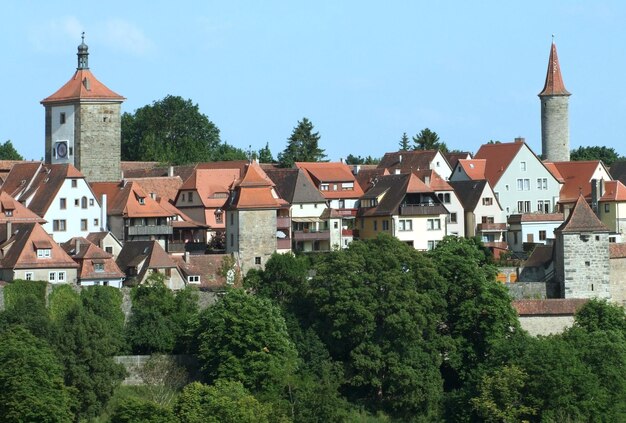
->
41, 34, 125, 182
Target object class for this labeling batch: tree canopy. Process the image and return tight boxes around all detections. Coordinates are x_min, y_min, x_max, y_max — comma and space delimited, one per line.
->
398, 132, 410, 151
121, 95, 227, 165
0, 140, 23, 160
258, 142, 275, 163
413, 128, 448, 152
344, 154, 379, 165
278, 118, 326, 167
570, 145, 624, 166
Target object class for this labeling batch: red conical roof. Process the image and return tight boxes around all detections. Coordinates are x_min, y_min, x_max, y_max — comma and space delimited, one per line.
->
539, 42, 570, 96
41, 69, 125, 104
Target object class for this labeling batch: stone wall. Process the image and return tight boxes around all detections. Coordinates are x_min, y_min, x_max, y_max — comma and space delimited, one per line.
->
558, 232, 610, 299
610, 257, 626, 307
507, 281, 547, 300
518, 315, 575, 336
541, 95, 570, 162
237, 209, 277, 273
76, 102, 122, 182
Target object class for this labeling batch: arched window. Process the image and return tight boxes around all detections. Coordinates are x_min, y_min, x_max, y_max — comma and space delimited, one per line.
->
81, 196, 87, 209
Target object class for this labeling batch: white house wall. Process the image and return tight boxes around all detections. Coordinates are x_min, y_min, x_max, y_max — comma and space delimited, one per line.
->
45, 179, 102, 242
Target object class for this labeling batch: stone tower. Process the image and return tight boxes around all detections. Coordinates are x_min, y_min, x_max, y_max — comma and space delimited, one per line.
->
41, 34, 125, 182
539, 40, 571, 162
554, 196, 610, 299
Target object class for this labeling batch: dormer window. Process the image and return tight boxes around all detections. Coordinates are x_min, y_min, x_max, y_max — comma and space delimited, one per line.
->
138, 197, 145, 205
94, 263, 105, 272
4, 210, 12, 217
188, 275, 200, 284
320, 184, 329, 191
37, 248, 51, 258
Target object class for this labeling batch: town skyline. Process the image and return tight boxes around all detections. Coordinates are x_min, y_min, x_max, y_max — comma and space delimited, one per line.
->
2, 1, 626, 161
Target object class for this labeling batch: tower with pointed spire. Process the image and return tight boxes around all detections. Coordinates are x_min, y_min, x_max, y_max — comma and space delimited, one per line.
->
539, 39, 571, 162
41, 34, 125, 182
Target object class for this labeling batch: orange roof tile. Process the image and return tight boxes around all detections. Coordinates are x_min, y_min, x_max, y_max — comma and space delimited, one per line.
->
41, 69, 125, 104
543, 162, 565, 183
539, 42, 570, 97
406, 173, 432, 193
474, 142, 526, 186
600, 180, 626, 202
413, 169, 452, 191
557, 195, 609, 233
610, 243, 626, 259
296, 162, 364, 200
126, 176, 183, 202
61, 237, 125, 280
513, 299, 587, 316
457, 159, 487, 180
91, 181, 174, 218
547, 161, 608, 203
0, 192, 46, 224
227, 162, 286, 210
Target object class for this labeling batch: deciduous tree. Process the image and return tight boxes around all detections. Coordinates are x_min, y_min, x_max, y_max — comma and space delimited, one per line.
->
570, 145, 624, 166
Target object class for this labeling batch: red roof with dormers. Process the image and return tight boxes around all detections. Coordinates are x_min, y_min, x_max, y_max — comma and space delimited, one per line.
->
414, 169, 453, 191
457, 159, 487, 180
41, 69, 125, 104
60, 237, 125, 281
539, 42, 570, 97
91, 181, 174, 218
227, 161, 287, 210
545, 161, 609, 203
0, 191, 46, 224
295, 162, 364, 200
474, 141, 526, 187
600, 180, 626, 202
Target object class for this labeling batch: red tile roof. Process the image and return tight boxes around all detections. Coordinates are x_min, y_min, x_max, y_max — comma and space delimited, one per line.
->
474, 141, 526, 186
179, 169, 240, 208
0, 192, 46, 224
60, 237, 125, 280
545, 161, 608, 203
457, 159, 487, 180
600, 180, 626, 202
227, 161, 287, 210
91, 181, 174, 218
557, 195, 609, 233
172, 253, 238, 290
538, 42, 570, 97
296, 162, 364, 200
41, 69, 125, 104
610, 243, 626, 259
406, 173, 432, 193
513, 299, 587, 316
414, 169, 453, 191
543, 162, 565, 183
125, 176, 183, 202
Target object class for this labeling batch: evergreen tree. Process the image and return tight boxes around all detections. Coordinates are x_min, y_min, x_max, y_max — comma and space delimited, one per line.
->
0, 140, 23, 160
258, 142, 274, 163
412, 128, 448, 152
278, 118, 326, 168
399, 132, 410, 151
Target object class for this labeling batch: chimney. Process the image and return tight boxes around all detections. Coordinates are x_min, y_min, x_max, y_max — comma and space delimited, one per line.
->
168, 166, 174, 177
6, 221, 11, 239
399, 154, 403, 164
514, 137, 525, 144
101, 194, 107, 231
590, 179, 600, 215
75, 238, 80, 255
184, 251, 190, 263
424, 175, 430, 186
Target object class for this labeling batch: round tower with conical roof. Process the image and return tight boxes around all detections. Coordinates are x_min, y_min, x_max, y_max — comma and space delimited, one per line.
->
41, 34, 125, 182
539, 40, 571, 162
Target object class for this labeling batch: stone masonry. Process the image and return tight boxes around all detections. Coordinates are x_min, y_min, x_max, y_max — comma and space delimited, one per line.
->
557, 231, 610, 299
236, 209, 277, 273
541, 95, 569, 162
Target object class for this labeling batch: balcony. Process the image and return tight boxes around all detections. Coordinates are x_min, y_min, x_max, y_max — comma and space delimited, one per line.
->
293, 230, 330, 241
400, 203, 447, 216
276, 216, 291, 229
127, 225, 173, 236
167, 241, 207, 254
477, 222, 507, 232
277, 238, 292, 250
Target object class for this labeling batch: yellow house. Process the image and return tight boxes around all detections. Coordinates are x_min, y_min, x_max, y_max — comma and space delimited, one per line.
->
598, 180, 626, 239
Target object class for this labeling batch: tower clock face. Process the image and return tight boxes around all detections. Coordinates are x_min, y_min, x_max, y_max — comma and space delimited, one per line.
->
56, 142, 68, 159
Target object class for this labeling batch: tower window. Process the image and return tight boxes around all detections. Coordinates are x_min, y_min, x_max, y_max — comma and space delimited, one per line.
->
60, 113, 66, 124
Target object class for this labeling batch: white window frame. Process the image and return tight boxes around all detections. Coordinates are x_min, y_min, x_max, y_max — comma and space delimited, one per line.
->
58, 272, 65, 282
49, 272, 56, 282
399, 219, 413, 231
427, 219, 441, 230
187, 275, 200, 284
37, 249, 51, 258
25, 272, 33, 281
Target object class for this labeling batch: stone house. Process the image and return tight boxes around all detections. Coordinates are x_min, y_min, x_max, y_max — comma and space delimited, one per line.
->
116, 240, 185, 290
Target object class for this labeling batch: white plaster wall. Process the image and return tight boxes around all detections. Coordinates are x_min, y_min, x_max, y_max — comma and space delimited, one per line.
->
436, 190, 465, 236
292, 202, 326, 218
518, 315, 575, 336
430, 151, 452, 180
50, 105, 75, 165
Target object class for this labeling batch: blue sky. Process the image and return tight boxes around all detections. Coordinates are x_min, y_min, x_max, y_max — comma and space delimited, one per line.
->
2, 1, 625, 161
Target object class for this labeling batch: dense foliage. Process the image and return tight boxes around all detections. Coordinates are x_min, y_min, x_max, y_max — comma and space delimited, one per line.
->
412, 128, 448, 152
570, 145, 625, 166
0, 140, 23, 160
278, 117, 326, 167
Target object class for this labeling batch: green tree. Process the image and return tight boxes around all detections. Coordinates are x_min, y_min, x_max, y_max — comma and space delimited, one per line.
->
0, 280, 51, 340
196, 289, 298, 399
573, 298, 626, 333
110, 397, 177, 423
121, 95, 221, 165
398, 132, 410, 151
570, 145, 624, 166
412, 128, 448, 152
174, 380, 271, 423
0, 140, 23, 160
213, 142, 248, 161
258, 142, 275, 163
0, 326, 73, 422
310, 234, 444, 419
345, 154, 380, 165
278, 117, 326, 167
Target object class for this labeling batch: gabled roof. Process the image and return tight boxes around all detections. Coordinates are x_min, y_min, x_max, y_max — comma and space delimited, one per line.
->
61, 237, 125, 280
178, 168, 240, 208
226, 161, 287, 210
91, 181, 174, 218
445, 152, 472, 169
556, 196, 609, 233
414, 169, 453, 191
264, 168, 326, 204
172, 254, 238, 290
116, 241, 177, 282
0, 223, 78, 270
545, 161, 609, 203
377, 150, 448, 173
449, 180, 489, 212
600, 180, 626, 202
1, 163, 89, 218
295, 162, 364, 200
543, 162, 565, 183
125, 176, 183, 202
354, 168, 389, 192
538, 42, 570, 97
474, 141, 526, 186
41, 69, 125, 104
457, 159, 487, 180
610, 243, 626, 259
0, 191, 46, 224
157, 198, 208, 229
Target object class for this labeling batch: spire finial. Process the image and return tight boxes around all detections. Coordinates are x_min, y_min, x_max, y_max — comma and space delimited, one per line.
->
81, 31, 85, 43
77, 32, 89, 70
552, 34, 555, 43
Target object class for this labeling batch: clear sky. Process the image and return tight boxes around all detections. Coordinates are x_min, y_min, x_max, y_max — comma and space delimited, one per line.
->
2, 1, 625, 162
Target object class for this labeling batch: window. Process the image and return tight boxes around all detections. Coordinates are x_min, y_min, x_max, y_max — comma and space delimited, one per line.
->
4, 210, 12, 217
520, 161, 527, 171
138, 197, 145, 205
373, 220, 378, 231
255, 257, 261, 265
74, 199, 79, 206
482, 197, 493, 206
230, 213, 234, 226
53, 220, 67, 231
94, 263, 105, 272
60, 198, 67, 209
342, 182, 354, 190
105, 247, 113, 254
481, 216, 495, 224
517, 201, 531, 213
427, 219, 441, 230
81, 196, 87, 209
215, 210, 223, 224
94, 218, 99, 227
437, 193, 451, 204
188, 275, 200, 283
25, 272, 33, 280
399, 219, 413, 231
58, 272, 65, 282
37, 249, 51, 258
537, 178, 548, 190
516, 178, 530, 191
230, 233, 234, 247
539, 230, 547, 241
382, 220, 389, 231
338, 199, 345, 209
81, 219, 88, 231
605, 204, 610, 213
71, 179, 77, 188
89, 198, 95, 206
49, 272, 56, 282
334, 221, 339, 229
320, 184, 329, 191
538, 200, 550, 213
60, 112, 66, 124
427, 240, 439, 250
188, 192, 193, 202
449, 212, 457, 223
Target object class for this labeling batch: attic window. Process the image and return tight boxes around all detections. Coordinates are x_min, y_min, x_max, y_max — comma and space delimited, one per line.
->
71, 179, 78, 188
4, 210, 12, 217
94, 263, 105, 272
138, 197, 145, 205
188, 275, 200, 284
37, 248, 51, 258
